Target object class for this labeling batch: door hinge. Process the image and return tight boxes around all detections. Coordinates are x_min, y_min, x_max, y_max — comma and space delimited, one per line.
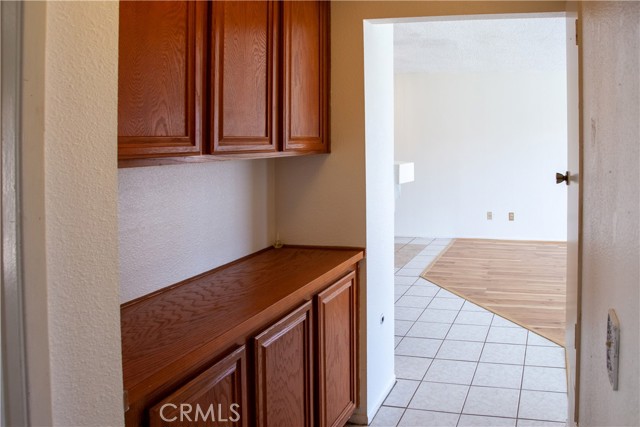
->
123, 389, 130, 412
575, 19, 580, 46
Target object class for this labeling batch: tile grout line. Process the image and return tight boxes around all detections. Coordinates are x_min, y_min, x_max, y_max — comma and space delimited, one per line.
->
456, 312, 491, 424
515, 330, 530, 422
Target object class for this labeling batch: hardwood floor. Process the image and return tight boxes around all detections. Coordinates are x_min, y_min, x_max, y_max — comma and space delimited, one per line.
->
422, 239, 567, 346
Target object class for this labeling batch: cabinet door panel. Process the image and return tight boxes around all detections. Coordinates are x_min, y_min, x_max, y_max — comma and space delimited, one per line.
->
282, 1, 329, 152
149, 347, 248, 427
254, 301, 313, 427
317, 272, 357, 427
211, 1, 278, 153
118, 1, 204, 159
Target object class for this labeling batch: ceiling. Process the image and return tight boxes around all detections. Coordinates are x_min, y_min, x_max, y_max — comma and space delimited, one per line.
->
394, 17, 567, 74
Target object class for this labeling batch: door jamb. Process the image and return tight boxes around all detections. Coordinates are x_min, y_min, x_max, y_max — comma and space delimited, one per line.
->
1, 1, 29, 425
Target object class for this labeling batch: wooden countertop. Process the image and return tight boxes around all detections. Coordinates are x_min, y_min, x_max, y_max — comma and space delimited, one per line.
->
121, 246, 364, 396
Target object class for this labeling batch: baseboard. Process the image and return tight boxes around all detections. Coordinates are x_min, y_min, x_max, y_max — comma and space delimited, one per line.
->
349, 375, 397, 425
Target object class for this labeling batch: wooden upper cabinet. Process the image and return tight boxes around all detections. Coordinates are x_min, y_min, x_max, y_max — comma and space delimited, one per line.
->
117, 1, 329, 164
211, 1, 278, 154
282, 1, 330, 153
148, 347, 248, 427
118, 1, 205, 160
317, 272, 357, 427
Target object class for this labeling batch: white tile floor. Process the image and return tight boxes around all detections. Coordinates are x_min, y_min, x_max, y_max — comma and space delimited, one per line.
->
371, 237, 568, 427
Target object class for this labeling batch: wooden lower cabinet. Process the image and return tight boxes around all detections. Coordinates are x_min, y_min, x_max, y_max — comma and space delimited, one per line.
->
317, 272, 357, 427
254, 301, 314, 427
149, 347, 248, 427
254, 273, 357, 427
122, 248, 362, 427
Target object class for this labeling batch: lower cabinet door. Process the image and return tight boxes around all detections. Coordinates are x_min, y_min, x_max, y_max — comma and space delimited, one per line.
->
149, 346, 248, 427
317, 272, 357, 427
254, 301, 314, 427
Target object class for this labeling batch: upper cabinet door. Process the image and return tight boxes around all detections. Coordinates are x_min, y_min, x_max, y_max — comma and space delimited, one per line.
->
211, 1, 279, 154
118, 1, 205, 160
282, 1, 330, 153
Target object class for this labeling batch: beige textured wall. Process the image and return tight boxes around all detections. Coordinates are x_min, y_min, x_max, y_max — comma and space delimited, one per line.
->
580, 2, 639, 426
23, 1, 124, 425
119, 160, 276, 303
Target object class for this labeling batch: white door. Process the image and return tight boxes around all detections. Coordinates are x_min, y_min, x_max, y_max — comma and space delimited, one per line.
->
564, 8, 581, 427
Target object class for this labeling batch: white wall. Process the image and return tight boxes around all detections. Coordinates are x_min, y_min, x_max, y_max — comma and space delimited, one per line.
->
119, 160, 275, 303
395, 70, 568, 240
579, 3, 639, 426
360, 21, 396, 423
22, 2, 123, 425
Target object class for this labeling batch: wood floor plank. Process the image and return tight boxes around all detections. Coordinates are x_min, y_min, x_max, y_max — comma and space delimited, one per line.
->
422, 238, 567, 346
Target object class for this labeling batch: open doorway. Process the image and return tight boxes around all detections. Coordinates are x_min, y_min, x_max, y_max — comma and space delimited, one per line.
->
364, 12, 579, 427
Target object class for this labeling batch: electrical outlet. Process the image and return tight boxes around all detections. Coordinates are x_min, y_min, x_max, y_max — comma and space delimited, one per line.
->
509, 212, 515, 221
487, 211, 493, 220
